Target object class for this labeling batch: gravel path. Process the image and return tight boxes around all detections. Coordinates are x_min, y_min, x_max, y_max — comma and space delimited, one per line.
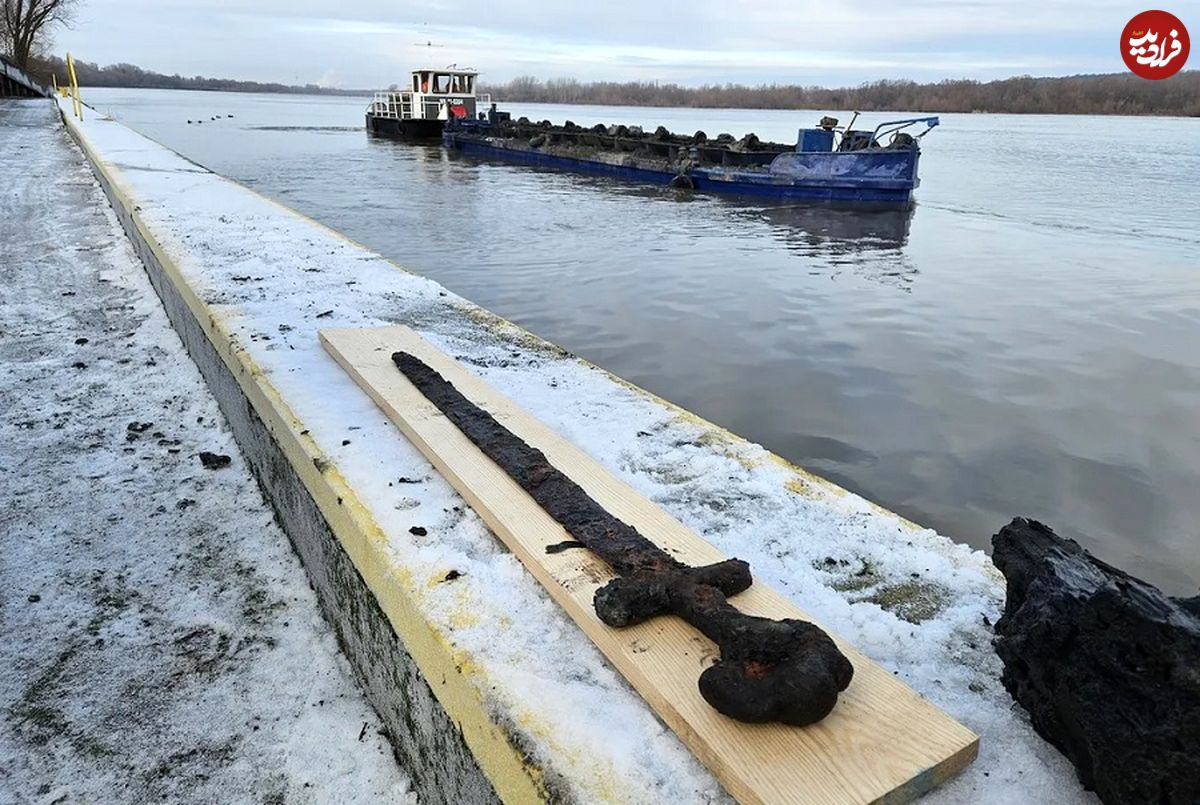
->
0, 98, 413, 804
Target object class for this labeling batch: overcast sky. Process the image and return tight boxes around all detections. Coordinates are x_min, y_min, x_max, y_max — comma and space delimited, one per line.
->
57, 0, 1144, 88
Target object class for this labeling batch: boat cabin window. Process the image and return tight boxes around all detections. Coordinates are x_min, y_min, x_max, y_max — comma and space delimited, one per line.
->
411, 71, 475, 94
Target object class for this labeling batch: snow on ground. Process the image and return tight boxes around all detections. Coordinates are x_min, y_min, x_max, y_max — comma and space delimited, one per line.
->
58, 97, 1095, 803
0, 98, 414, 804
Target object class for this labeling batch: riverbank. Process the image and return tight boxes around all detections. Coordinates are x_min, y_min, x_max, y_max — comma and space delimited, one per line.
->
47, 92, 1098, 802
0, 97, 412, 802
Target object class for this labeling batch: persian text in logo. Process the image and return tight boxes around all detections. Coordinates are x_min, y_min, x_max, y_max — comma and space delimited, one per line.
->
1121, 10, 1190, 80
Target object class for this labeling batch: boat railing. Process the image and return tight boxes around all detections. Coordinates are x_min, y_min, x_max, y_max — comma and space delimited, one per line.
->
370, 91, 405, 119
869, 116, 940, 146
371, 90, 484, 121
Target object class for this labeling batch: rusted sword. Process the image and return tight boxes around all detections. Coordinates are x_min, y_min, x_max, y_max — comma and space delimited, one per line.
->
393, 351, 853, 725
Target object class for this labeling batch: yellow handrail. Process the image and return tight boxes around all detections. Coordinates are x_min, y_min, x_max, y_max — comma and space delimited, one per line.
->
66, 52, 82, 121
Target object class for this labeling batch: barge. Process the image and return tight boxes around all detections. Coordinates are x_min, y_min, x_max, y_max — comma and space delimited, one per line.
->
366, 66, 491, 140
443, 114, 939, 207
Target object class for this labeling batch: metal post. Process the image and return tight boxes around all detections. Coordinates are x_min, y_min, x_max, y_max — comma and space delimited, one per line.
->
66, 52, 82, 120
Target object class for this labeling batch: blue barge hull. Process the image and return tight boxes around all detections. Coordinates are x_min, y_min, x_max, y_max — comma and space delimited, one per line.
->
442, 132, 923, 207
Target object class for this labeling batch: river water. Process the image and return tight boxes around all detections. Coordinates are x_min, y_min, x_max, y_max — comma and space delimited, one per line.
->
83, 88, 1200, 594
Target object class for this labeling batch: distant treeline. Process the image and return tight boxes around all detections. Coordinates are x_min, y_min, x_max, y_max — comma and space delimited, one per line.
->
482, 73, 1200, 116
28, 56, 369, 95
23, 56, 1200, 116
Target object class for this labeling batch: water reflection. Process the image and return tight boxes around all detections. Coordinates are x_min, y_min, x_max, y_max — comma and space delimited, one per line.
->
438, 142, 916, 268
365, 137, 460, 180
725, 200, 918, 289
755, 203, 912, 253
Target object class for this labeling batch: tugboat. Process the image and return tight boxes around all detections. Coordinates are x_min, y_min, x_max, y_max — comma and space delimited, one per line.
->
365, 66, 489, 140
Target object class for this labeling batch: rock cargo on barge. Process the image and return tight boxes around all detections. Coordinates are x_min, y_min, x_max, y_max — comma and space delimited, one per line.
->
443, 113, 940, 207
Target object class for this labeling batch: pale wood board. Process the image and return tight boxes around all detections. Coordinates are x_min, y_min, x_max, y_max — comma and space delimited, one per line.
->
320, 325, 979, 805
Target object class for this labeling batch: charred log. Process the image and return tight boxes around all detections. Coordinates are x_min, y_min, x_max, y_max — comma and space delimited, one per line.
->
992, 518, 1200, 804
393, 351, 854, 725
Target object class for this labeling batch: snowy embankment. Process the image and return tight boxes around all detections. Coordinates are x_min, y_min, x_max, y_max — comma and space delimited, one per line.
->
54, 96, 1092, 803
0, 98, 412, 802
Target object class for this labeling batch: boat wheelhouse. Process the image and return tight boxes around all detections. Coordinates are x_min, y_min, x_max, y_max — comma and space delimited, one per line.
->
365, 67, 490, 140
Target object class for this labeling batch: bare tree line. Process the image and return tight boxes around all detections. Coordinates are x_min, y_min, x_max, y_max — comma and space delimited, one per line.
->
28, 56, 366, 95
10, 41, 1198, 116
1, 0, 76, 67
1, 0, 1197, 116
482, 73, 1200, 117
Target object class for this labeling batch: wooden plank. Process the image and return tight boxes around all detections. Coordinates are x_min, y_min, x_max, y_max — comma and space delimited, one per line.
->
320, 325, 978, 805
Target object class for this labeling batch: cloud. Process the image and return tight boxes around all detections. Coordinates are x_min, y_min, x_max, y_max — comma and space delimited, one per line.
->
58, 0, 1133, 88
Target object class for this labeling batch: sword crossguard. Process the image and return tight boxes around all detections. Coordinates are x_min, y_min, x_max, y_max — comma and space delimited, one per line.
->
593, 558, 752, 626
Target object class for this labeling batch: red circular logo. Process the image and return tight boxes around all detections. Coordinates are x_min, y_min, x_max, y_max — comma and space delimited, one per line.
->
1122, 10, 1190, 79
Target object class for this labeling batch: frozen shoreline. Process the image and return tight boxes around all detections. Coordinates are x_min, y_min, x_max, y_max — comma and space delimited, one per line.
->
54, 95, 1093, 802
0, 98, 413, 802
